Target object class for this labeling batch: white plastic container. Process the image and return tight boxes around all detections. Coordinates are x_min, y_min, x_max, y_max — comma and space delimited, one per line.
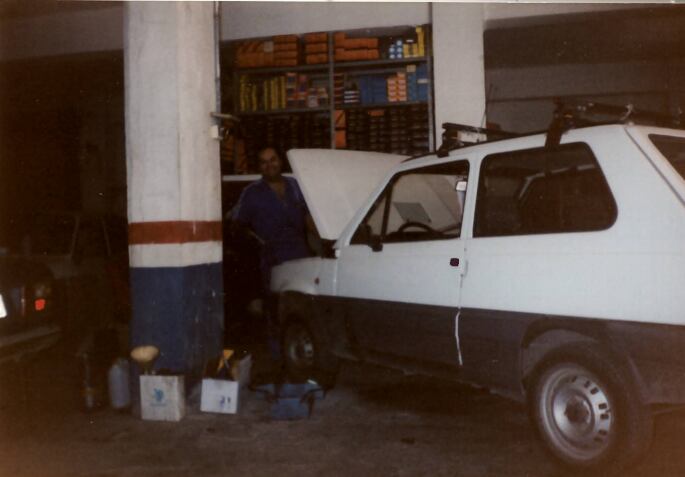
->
108, 358, 131, 410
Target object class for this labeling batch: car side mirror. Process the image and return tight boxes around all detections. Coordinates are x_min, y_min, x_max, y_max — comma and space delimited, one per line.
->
370, 234, 383, 252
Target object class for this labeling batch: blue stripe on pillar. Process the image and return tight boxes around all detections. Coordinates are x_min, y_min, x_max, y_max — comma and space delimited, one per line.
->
129, 262, 223, 375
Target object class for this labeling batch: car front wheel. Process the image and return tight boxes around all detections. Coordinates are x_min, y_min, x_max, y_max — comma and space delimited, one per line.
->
282, 318, 339, 387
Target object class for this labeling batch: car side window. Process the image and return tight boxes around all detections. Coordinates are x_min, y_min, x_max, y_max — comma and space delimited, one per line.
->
351, 160, 470, 245
474, 143, 617, 237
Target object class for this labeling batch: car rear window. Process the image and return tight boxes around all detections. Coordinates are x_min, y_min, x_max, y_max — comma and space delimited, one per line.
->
649, 134, 685, 180
474, 143, 617, 237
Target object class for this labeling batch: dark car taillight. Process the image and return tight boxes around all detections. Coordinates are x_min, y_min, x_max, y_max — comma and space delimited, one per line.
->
33, 281, 51, 312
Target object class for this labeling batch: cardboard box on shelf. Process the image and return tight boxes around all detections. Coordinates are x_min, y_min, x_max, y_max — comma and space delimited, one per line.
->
342, 38, 379, 49
304, 32, 328, 43
305, 53, 328, 64
334, 109, 346, 128
305, 43, 328, 54
335, 49, 379, 61
334, 32, 346, 45
274, 42, 297, 52
275, 50, 298, 59
416, 26, 425, 56
274, 34, 298, 43
335, 130, 346, 148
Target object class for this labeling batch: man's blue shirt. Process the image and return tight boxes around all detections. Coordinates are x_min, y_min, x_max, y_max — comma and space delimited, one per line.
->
232, 176, 310, 270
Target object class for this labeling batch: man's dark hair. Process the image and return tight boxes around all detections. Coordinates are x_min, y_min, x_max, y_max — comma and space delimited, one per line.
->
257, 145, 280, 158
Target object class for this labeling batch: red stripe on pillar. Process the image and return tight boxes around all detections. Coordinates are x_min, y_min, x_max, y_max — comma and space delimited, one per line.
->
128, 221, 222, 245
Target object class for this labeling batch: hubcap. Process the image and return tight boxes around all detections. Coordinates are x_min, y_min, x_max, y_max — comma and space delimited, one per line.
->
285, 324, 314, 369
539, 364, 614, 462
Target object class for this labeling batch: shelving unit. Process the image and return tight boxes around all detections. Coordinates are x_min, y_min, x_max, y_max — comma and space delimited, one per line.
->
220, 25, 434, 175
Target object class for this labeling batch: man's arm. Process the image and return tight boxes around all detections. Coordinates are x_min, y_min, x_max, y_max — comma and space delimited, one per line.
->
227, 187, 265, 244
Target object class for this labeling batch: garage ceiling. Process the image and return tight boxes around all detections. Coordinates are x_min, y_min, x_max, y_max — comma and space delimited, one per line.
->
0, 0, 119, 20
485, 6, 685, 68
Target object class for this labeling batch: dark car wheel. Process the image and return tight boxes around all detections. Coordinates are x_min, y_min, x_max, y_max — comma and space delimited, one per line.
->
282, 318, 339, 388
529, 344, 653, 473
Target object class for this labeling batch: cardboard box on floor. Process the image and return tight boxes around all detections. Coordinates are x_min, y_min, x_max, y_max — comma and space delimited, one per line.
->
140, 375, 185, 422
200, 352, 252, 414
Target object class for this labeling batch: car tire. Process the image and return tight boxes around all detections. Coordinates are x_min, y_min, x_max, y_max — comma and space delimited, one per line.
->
529, 343, 653, 474
281, 317, 339, 388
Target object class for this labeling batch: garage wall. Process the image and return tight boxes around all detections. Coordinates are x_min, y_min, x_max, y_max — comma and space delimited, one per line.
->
1, 3, 650, 61
486, 61, 685, 133
0, 6, 122, 61
0, 52, 125, 216
220, 2, 430, 39
483, 2, 685, 134
483, 3, 650, 25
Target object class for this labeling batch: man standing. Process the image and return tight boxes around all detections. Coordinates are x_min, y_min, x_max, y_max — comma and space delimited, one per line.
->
232, 146, 311, 284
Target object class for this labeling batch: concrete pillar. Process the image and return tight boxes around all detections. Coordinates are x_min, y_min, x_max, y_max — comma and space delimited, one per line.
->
432, 4, 487, 133
124, 2, 223, 375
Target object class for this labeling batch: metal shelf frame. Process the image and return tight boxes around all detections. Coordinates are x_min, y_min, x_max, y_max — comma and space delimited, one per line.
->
337, 101, 428, 110
238, 107, 330, 116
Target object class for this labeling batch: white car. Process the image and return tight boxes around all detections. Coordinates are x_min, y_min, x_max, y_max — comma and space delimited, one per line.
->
271, 122, 685, 471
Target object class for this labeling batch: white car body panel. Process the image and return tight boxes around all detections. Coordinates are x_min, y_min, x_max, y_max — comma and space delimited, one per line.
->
337, 239, 463, 307
271, 257, 324, 296
461, 126, 685, 325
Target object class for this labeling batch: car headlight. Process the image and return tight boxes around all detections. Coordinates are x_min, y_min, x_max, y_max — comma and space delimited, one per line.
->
0, 294, 7, 319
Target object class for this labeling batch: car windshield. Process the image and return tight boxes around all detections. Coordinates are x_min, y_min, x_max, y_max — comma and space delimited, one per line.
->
649, 134, 685, 180
0, 214, 76, 255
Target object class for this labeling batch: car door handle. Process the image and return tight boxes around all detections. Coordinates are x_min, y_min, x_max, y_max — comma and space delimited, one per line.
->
449, 258, 460, 267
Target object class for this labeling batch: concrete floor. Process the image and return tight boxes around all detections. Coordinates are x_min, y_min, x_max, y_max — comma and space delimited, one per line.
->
2, 344, 685, 477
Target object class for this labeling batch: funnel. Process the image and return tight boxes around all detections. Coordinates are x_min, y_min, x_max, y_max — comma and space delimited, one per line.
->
130, 345, 160, 375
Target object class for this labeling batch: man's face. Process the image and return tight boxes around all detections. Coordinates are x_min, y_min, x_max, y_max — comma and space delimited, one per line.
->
258, 148, 282, 180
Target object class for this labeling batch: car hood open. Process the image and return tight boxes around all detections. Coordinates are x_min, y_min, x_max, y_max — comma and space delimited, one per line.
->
287, 149, 407, 241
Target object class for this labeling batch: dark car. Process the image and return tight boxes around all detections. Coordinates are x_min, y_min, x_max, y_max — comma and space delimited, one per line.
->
0, 256, 60, 365
0, 212, 130, 343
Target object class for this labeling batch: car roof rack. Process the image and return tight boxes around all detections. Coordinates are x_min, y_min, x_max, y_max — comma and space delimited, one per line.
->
436, 123, 521, 157
421, 100, 683, 161
545, 99, 683, 147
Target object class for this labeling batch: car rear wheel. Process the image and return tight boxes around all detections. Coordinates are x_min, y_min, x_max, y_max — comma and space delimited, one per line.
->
529, 344, 653, 473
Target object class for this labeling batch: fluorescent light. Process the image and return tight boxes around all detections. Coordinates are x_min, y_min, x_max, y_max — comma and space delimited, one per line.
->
0, 294, 6, 319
